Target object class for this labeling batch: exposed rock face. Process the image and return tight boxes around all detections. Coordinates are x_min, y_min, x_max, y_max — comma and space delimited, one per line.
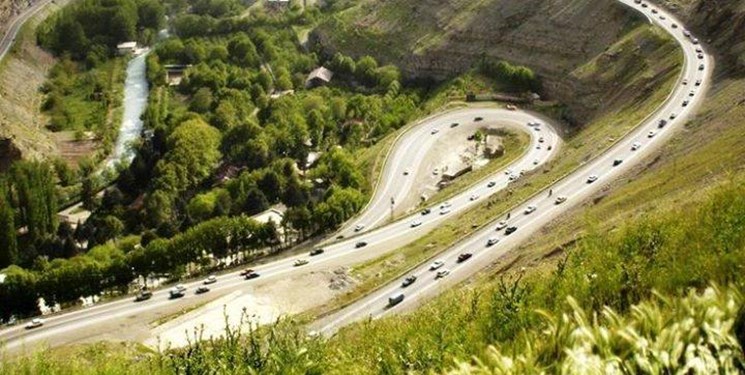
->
312, 0, 674, 124
0, 137, 22, 171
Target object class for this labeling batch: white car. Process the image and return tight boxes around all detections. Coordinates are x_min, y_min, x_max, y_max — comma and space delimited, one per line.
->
587, 175, 599, 183
410, 220, 422, 228
631, 142, 642, 151
354, 224, 365, 232
440, 201, 452, 209
430, 260, 445, 270
555, 196, 567, 205
436, 269, 451, 279
203, 275, 217, 285
440, 208, 451, 215
524, 205, 537, 214
431, 129, 439, 135
432, 168, 439, 175
647, 131, 656, 138
486, 237, 499, 247
294, 259, 309, 267
469, 194, 479, 201
509, 174, 519, 181
25, 318, 44, 329
175, 284, 187, 292
504, 169, 513, 175
496, 221, 508, 230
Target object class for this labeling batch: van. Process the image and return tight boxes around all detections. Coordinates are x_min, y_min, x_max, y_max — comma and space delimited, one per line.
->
388, 293, 404, 306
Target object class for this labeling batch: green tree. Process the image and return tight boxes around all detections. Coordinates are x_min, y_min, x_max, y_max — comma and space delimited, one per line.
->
0, 186, 18, 268
154, 118, 222, 193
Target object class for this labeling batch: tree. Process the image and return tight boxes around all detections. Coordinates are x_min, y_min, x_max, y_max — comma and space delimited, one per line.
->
0, 187, 17, 268
190, 87, 214, 113
154, 118, 222, 193
242, 188, 269, 215
137, 0, 165, 30
258, 171, 282, 202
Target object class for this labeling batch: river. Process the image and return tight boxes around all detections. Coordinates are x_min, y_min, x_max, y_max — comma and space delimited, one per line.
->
104, 51, 149, 171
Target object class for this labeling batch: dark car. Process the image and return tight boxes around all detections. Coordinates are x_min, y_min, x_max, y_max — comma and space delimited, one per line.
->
658, 119, 667, 128
310, 248, 325, 256
196, 286, 210, 294
487, 181, 496, 188
355, 241, 368, 248
240, 268, 254, 277
245, 271, 260, 280
457, 253, 473, 263
613, 159, 623, 167
505, 226, 518, 235
474, 117, 483, 122
401, 275, 417, 287
134, 290, 153, 302
421, 208, 432, 215
450, 122, 459, 128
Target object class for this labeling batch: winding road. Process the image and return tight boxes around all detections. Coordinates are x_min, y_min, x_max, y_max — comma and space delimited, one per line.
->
0, 0, 711, 353
0, 0, 53, 62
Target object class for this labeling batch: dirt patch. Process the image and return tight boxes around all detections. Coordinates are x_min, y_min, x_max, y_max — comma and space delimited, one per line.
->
50, 131, 101, 166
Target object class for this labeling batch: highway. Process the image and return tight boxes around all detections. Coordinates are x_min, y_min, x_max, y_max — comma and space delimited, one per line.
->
0, 108, 560, 351
0, 0, 53, 62
0, 0, 711, 352
313, 0, 712, 334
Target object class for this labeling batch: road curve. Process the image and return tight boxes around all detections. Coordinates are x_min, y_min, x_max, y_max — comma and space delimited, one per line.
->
313, 0, 712, 335
0, 108, 560, 352
0, 0, 54, 62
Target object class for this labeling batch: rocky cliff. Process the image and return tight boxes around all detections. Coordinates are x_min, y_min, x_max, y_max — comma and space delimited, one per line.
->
312, 0, 679, 124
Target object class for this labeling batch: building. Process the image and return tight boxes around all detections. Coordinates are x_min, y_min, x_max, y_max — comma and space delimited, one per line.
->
117, 41, 138, 55
306, 66, 334, 87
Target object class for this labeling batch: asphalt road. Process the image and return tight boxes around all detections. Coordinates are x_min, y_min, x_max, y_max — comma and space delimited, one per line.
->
0, 108, 559, 352
0, 0, 53, 62
313, 0, 712, 335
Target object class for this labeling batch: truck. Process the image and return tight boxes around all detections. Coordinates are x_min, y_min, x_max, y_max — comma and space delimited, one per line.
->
388, 293, 405, 307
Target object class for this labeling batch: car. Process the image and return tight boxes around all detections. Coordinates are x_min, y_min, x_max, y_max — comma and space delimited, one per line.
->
682, 79, 688, 85
587, 175, 599, 183
169, 287, 185, 299
410, 220, 422, 228
505, 169, 513, 175
402, 275, 417, 287
355, 241, 368, 248
538, 136, 545, 143
486, 237, 499, 247
555, 196, 567, 204
613, 158, 623, 167
659, 15, 665, 20
244, 271, 260, 280
698, 64, 704, 71
641, 3, 647, 7
633, 0, 641, 3
196, 286, 210, 294
648, 130, 657, 138
524, 205, 537, 214
505, 226, 518, 235
440, 208, 451, 215
240, 268, 255, 276
658, 119, 668, 128
506, 104, 517, 110
433, 168, 440, 175
697, 53, 704, 60
682, 100, 689, 107
436, 269, 451, 279
294, 259, 309, 267
695, 79, 702, 86
431, 128, 439, 135
496, 220, 508, 230
175, 284, 186, 292
135, 290, 153, 302
631, 142, 642, 151
487, 181, 496, 188
683, 30, 691, 37
533, 159, 540, 165
469, 194, 479, 201
474, 117, 483, 121
450, 122, 459, 128
4, 316, 17, 327
671, 23, 678, 29
203, 275, 217, 285
467, 134, 476, 141
669, 113, 677, 120
354, 224, 365, 232
421, 208, 432, 215
695, 47, 703, 53
440, 201, 452, 209
430, 260, 445, 270
403, 170, 409, 176
310, 248, 325, 256
536, 145, 542, 150
457, 253, 473, 263
689, 90, 695, 97
25, 318, 44, 330
692, 37, 700, 45
509, 174, 520, 181
388, 293, 405, 306
651, 8, 657, 14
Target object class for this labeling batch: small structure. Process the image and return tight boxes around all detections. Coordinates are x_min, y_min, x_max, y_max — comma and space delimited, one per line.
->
117, 41, 138, 55
306, 66, 334, 88
251, 205, 287, 242
164, 64, 191, 86
441, 159, 473, 182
